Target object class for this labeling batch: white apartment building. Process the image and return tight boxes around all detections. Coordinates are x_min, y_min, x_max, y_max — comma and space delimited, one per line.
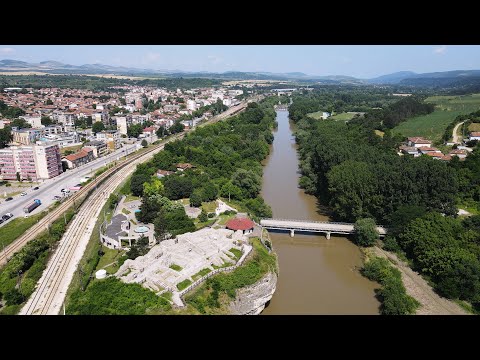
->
116, 117, 128, 135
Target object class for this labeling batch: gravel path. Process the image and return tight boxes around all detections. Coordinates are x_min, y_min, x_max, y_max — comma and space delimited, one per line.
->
372, 247, 469, 315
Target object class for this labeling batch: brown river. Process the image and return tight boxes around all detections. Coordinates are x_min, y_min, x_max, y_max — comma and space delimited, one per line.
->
261, 110, 380, 314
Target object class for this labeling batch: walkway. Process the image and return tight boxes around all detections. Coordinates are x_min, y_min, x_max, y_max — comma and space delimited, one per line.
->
452, 121, 465, 144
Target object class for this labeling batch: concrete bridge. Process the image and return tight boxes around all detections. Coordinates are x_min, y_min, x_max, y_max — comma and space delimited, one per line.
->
274, 104, 288, 111
259, 218, 387, 239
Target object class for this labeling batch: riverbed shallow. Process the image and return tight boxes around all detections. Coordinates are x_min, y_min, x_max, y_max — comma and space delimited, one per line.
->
261, 110, 380, 315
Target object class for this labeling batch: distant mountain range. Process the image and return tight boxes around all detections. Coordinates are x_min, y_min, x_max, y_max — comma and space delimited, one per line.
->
1, 59, 480, 88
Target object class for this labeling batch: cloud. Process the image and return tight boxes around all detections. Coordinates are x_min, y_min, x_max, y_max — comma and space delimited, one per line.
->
0, 47, 15, 54
433, 45, 447, 55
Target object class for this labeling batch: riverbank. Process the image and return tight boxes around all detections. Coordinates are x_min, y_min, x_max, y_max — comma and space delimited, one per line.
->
366, 246, 468, 315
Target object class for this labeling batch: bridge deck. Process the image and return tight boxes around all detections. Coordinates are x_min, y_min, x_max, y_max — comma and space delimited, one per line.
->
260, 219, 387, 235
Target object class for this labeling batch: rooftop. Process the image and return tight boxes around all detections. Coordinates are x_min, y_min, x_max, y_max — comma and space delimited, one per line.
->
226, 217, 255, 231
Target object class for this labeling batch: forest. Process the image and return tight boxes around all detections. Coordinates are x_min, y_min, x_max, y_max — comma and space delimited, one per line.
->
293, 92, 480, 311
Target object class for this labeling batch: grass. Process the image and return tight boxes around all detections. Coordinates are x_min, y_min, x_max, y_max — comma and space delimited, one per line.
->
229, 248, 243, 261
124, 194, 140, 202
192, 268, 212, 282
0, 210, 47, 248
307, 110, 329, 120
195, 218, 216, 230
374, 130, 385, 138
468, 123, 480, 132
169, 264, 183, 271
160, 291, 173, 301
330, 112, 357, 121
217, 213, 236, 226
212, 261, 233, 269
0, 190, 21, 199
179, 198, 190, 205
96, 246, 125, 272
457, 198, 480, 216
201, 201, 217, 213
121, 208, 131, 215
392, 94, 480, 142
177, 278, 192, 291
60, 144, 82, 156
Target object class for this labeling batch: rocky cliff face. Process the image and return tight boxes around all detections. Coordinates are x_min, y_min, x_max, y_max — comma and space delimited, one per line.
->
229, 271, 277, 315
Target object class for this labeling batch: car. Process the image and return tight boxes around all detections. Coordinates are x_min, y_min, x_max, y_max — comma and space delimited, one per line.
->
2, 215, 9, 221
0, 219, 3, 224
5, 213, 13, 219
21, 192, 27, 196
53, 195, 62, 200
5, 197, 13, 201
33, 187, 39, 190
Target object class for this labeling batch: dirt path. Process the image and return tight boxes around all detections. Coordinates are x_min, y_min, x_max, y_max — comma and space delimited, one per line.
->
452, 121, 465, 144
372, 246, 469, 315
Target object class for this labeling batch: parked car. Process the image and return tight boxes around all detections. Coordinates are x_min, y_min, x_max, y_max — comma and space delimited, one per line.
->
21, 192, 27, 196
0, 219, 3, 224
53, 195, 62, 200
5, 197, 13, 201
33, 187, 39, 190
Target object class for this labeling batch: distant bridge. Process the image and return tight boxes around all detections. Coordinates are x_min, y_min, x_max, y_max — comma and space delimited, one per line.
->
274, 104, 288, 111
259, 218, 387, 239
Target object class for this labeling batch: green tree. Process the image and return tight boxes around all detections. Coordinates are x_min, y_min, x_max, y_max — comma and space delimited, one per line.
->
143, 177, 164, 198
16, 172, 20, 182
170, 121, 184, 134
0, 127, 12, 148
41, 116, 53, 126
46, 99, 53, 105
4, 288, 24, 305
198, 208, 208, 222
10, 118, 31, 129
127, 124, 143, 138
220, 181, 243, 201
130, 174, 150, 197
189, 190, 203, 207
154, 209, 168, 241
141, 139, 148, 148
231, 169, 261, 199
92, 121, 105, 134
354, 218, 379, 247
202, 181, 218, 202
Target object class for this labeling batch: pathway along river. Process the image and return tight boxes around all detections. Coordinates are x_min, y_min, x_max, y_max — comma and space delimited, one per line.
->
261, 110, 380, 314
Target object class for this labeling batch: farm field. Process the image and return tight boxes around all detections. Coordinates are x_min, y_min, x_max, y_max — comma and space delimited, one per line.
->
392, 94, 480, 142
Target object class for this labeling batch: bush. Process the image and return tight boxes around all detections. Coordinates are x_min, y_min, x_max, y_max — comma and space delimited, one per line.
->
207, 212, 215, 218
383, 236, 402, 252
198, 209, 208, 223
354, 218, 379, 247
362, 257, 419, 315
4, 288, 24, 305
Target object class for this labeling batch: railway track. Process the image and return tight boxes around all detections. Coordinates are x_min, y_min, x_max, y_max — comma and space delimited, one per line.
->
17, 98, 254, 315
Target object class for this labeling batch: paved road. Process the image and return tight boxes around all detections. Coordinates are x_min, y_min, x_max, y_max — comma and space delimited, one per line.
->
452, 121, 465, 144
0, 143, 138, 226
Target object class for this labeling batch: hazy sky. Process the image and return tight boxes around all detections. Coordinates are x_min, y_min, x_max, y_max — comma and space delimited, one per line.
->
0, 45, 479, 78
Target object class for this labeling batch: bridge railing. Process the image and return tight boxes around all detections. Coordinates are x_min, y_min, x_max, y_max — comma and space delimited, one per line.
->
260, 218, 386, 229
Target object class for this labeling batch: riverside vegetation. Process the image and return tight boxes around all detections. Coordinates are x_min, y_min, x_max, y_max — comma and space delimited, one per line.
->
292, 90, 480, 313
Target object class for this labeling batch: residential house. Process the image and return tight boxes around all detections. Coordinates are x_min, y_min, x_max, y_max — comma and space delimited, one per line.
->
96, 130, 121, 151
399, 145, 420, 157
84, 140, 108, 158
469, 132, 480, 141
63, 148, 94, 169
156, 169, 174, 178
176, 163, 195, 172
407, 137, 432, 148
449, 149, 468, 159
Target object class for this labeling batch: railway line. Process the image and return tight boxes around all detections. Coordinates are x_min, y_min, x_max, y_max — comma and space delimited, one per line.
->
16, 98, 254, 315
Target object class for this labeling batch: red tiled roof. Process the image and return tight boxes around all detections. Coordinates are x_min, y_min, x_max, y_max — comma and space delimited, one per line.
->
470, 132, 480, 137
226, 217, 255, 231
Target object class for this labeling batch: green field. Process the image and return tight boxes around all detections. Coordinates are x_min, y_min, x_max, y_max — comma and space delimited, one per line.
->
307, 111, 356, 121
468, 123, 480, 132
330, 112, 357, 121
392, 94, 480, 142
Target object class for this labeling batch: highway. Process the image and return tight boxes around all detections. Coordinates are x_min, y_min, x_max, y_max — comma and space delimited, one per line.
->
17, 98, 254, 315
0, 142, 138, 227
